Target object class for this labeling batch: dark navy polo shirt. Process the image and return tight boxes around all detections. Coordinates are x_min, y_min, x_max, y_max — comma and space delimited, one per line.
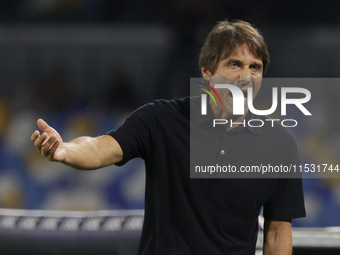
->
108, 97, 306, 255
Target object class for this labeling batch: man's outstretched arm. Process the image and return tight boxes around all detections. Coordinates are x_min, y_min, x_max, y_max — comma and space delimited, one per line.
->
31, 119, 123, 170
263, 219, 292, 255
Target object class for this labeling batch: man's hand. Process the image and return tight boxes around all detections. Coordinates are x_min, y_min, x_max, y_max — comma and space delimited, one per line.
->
31, 119, 68, 162
31, 118, 123, 170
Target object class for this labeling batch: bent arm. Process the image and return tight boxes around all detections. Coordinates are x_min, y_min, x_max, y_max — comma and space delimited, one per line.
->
31, 119, 123, 170
263, 219, 292, 255
62, 135, 123, 170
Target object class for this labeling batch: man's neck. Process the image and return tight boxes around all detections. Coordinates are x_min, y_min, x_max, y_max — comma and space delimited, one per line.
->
209, 100, 247, 131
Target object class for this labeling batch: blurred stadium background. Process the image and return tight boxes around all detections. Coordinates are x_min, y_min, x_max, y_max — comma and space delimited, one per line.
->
0, 0, 340, 247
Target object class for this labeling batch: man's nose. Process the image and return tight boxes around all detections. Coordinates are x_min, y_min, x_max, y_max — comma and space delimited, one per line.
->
238, 67, 252, 86
239, 67, 252, 79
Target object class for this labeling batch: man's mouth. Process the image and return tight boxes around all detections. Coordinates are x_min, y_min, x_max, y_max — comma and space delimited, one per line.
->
228, 90, 248, 99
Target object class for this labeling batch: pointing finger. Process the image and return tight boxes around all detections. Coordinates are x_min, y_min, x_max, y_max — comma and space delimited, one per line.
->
37, 119, 52, 133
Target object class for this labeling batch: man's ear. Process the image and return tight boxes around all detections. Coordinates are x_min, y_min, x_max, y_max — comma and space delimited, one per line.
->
201, 67, 212, 79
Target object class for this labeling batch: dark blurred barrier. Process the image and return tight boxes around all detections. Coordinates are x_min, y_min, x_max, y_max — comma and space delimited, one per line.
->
0, 209, 340, 255
0, 209, 142, 255
292, 227, 340, 255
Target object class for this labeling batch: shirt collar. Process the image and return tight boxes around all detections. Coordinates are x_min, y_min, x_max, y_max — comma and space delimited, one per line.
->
190, 96, 263, 136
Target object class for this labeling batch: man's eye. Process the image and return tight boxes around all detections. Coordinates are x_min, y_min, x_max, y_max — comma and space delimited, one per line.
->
251, 65, 262, 71
230, 62, 239, 68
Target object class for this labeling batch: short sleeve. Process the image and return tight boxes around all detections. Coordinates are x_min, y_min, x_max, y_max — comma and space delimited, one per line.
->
263, 134, 306, 220
263, 178, 306, 220
107, 103, 156, 166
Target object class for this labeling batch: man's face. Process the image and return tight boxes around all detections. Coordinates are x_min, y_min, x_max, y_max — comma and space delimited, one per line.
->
202, 44, 263, 118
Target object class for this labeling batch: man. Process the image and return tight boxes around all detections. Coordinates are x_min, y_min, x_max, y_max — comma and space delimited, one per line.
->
31, 20, 305, 254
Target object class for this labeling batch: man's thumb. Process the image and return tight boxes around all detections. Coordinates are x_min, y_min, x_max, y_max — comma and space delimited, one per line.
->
37, 119, 51, 132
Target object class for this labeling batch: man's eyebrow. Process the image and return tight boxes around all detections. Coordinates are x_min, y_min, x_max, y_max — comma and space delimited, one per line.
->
224, 58, 262, 64
223, 58, 263, 68
250, 61, 263, 67
223, 58, 242, 65
225, 58, 241, 62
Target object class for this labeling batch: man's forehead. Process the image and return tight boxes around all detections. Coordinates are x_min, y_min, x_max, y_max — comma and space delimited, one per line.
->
225, 45, 262, 63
